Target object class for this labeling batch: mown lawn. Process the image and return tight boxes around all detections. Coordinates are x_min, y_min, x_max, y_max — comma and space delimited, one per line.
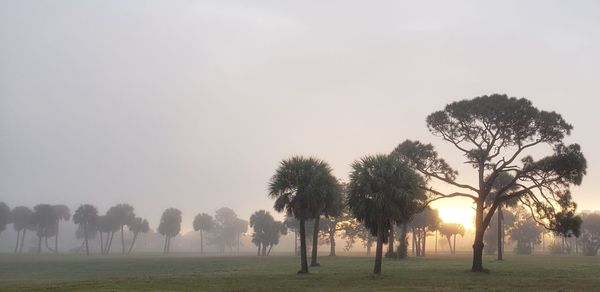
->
0, 253, 598, 291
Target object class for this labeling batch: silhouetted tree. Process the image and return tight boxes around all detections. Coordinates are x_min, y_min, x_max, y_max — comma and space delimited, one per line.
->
393, 94, 587, 272
0, 202, 9, 237
250, 210, 286, 256
97, 215, 119, 254
509, 215, 545, 255
550, 209, 582, 254
73, 204, 98, 256
409, 207, 441, 257
268, 156, 340, 274
439, 223, 464, 254
484, 208, 516, 256
580, 212, 600, 256
31, 204, 56, 254
209, 207, 245, 253
158, 208, 182, 254
347, 154, 425, 274
106, 204, 136, 254
127, 217, 149, 254
9, 206, 33, 254
51, 205, 70, 253
193, 213, 214, 255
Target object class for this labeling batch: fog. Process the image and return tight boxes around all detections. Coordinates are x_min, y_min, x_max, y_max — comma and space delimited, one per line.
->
2, 0, 600, 237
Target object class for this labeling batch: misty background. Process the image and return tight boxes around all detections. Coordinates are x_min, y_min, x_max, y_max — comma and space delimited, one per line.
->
1, 0, 599, 241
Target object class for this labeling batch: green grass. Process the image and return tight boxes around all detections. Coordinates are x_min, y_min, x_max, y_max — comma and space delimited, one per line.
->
0, 253, 599, 291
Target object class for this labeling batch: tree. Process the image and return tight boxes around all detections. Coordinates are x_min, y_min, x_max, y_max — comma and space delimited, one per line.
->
9, 206, 33, 254
127, 217, 150, 254
106, 204, 136, 254
73, 204, 98, 256
268, 156, 340, 274
158, 208, 182, 254
250, 210, 287, 256
31, 204, 56, 254
484, 172, 519, 260
483, 208, 516, 256
347, 154, 425, 274
51, 205, 71, 253
509, 215, 545, 255
409, 207, 441, 257
438, 223, 464, 254
393, 94, 587, 272
341, 219, 375, 255
97, 215, 119, 254
193, 213, 214, 255
234, 218, 248, 254
580, 212, 600, 256
210, 207, 245, 253
0, 202, 9, 237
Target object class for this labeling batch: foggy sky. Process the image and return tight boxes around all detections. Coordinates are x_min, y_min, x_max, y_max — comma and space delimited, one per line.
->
1, 0, 599, 232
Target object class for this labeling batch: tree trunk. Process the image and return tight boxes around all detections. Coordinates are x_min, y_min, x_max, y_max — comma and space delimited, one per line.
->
261, 243, 267, 256
453, 234, 457, 254
387, 224, 394, 257
19, 229, 27, 253
163, 235, 168, 254
415, 229, 421, 256
128, 232, 138, 254
45, 236, 57, 253
446, 236, 452, 254
298, 219, 308, 273
310, 217, 320, 267
471, 201, 485, 272
398, 222, 408, 259
107, 232, 115, 254
200, 230, 204, 256
55, 225, 59, 254
411, 228, 416, 255
497, 206, 503, 260
37, 231, 42, 254
366, 237, 372, 256
100, 232, 104, 254
267, 244, 273, 256
121, 226, 126, 254
14, 230, 20, 254
374, 219, 384, 274
329, 228, 336, 256
435, 230, 438, 253
294, 231, 298, 256
422, 229, 427, 257
84, 222, 89, 256
257, 242, 261, 256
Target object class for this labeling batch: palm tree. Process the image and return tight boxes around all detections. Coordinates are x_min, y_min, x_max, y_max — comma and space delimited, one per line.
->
97, 214, 120, 254
73, 204, 98, 256
52, 205, 71, 253
193, 213, 214, 255
347, 154, 425, 274
9, 206, 32, 253
268, 156, 340, 274
250, 210, 286, 256
31, 204, 56, 254
439, 223, 465, 254
485, 172, 519, 260
106, 204, 136, 254
127, 217, 149, 254
158, 208, 182, 254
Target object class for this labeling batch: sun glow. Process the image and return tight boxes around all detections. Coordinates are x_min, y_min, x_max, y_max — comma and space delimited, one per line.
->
437, 206, 476, 230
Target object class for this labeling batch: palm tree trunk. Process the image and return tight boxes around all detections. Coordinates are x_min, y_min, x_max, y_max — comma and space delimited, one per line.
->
257, 242, 261, 256
412, 228, 416, 255
19, 229, 26, 253
329, 227, 336, 256
84, 222, 89, 256
261, 244, 267, 256
14, 230, 20, 254
446, 236, 452, 254
45, 236, 57, 253
121, 226, 126, 254
453, 234, 457, 254
310, 217, 320, 267
374, 219, 384, 274
267, 244, 273, 256
100, 232, 104, 254
497, 205, 503, 260
128, 232, 138, 254
398, 222, 408, 259
107, 231, 115, 254
298, 219, 308, 274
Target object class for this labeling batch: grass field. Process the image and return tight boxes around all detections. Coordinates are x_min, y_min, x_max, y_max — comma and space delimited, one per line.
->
1, 253, 599, 291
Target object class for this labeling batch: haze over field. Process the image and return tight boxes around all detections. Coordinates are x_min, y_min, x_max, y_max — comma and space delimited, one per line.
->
2, 0, 600, 232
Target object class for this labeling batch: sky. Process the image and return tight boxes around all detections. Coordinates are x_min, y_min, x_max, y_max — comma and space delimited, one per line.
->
1, 0, 599, 232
